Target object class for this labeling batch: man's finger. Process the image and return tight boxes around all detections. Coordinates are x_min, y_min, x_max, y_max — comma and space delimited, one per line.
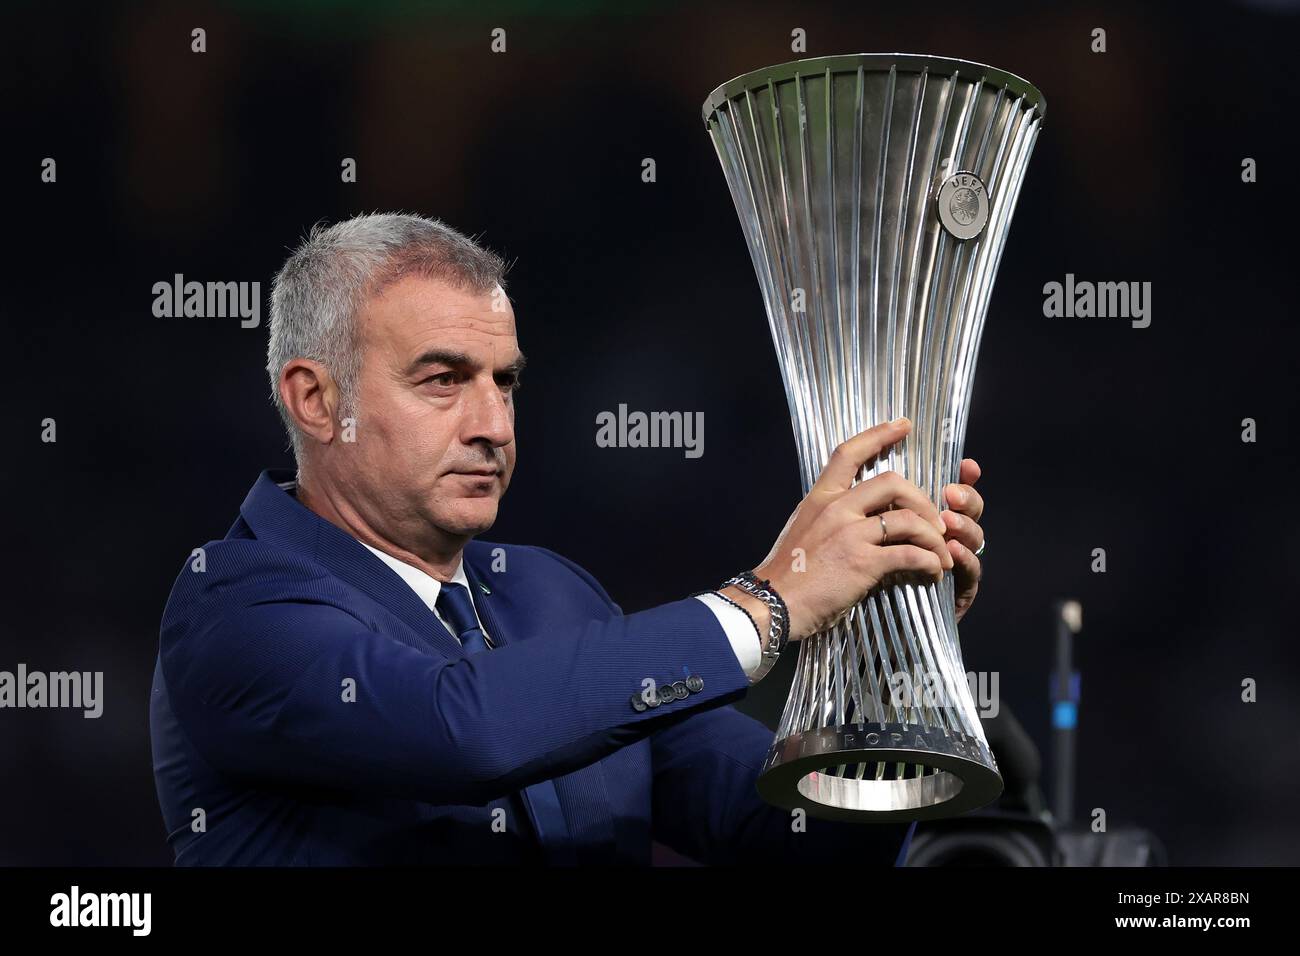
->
944, 482, 984, 522
959, 457, 981, 486
863, 509, 953, 570
940, 509, 984, 554
843, 471, 945, 532
950, 538, 981, 621
815, 418, 911, 492
949, 539, 981, 593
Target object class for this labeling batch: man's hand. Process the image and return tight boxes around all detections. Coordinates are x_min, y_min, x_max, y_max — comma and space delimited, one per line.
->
942, 458, 985, 622
724, 418, 956, 643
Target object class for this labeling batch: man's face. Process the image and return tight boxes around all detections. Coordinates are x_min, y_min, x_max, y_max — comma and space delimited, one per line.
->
335, 274, 521, 545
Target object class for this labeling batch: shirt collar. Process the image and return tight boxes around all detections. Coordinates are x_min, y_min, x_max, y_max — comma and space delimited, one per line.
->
358, 542, 470, 615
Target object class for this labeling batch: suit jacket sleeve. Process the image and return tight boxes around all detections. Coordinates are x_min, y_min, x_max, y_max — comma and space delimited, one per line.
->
160, 548, 750, 807
649, 702, 914, 864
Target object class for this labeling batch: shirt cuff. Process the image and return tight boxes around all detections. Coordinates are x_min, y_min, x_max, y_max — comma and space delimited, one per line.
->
694, 592, 762, 677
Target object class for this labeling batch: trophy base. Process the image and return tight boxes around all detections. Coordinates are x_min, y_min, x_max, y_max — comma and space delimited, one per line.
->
756, 723, 1004, 822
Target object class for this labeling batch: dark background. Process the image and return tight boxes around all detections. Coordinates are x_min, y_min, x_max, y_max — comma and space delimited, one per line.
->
2, 0, 1297, 865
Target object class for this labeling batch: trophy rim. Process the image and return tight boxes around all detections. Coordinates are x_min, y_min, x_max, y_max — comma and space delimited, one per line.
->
756, 723, 1005, 823
702, 52, 1047, 125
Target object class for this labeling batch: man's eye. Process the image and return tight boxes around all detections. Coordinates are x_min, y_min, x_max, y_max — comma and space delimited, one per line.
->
423, 372, 457, 387
499, 375, 522, 392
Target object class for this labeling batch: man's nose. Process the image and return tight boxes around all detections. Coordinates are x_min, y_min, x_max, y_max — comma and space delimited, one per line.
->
461, 377, 515, 447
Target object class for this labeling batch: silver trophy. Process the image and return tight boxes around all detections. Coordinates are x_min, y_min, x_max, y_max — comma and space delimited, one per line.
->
704, 54, 1044, 821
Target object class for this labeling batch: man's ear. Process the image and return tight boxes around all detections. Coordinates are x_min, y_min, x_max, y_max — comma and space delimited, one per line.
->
279, 358, 339, 448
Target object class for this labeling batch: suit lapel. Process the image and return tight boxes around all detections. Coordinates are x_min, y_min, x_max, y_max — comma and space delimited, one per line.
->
462, 557, 510, 646
239, 470, 465, 659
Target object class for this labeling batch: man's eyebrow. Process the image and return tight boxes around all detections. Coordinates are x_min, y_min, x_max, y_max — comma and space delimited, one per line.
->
404, 348, 528, 377
405, 349, 471, 377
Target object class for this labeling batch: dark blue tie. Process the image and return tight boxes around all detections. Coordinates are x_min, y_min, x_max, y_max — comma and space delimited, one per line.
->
435, 582, 572, 862
436, 582, 491, 654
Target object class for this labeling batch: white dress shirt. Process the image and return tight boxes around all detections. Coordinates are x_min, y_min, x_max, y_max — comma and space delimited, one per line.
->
358, 542, 763, 677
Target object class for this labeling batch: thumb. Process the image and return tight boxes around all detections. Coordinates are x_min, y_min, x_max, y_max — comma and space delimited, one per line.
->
814, 417, 911, 492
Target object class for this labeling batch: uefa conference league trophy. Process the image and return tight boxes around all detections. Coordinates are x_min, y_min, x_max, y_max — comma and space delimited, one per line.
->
703, 54, 1044, 821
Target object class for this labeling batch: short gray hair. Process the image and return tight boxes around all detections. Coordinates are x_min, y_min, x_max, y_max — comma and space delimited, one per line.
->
266, 211, 508, 461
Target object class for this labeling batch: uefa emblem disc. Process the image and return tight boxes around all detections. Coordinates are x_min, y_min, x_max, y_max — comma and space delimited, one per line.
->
936, 171, 989, 240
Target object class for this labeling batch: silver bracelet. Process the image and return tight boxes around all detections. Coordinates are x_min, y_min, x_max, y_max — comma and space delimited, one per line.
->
719, 572, 790, 684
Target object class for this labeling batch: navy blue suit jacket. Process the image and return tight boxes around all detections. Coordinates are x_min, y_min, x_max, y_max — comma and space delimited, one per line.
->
150, 470, 914, 865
